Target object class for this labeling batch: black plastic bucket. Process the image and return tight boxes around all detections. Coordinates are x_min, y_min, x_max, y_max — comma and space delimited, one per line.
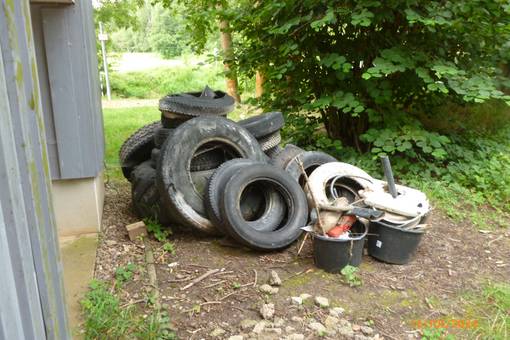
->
367, 220, 424, 264
313, 221, 368, 273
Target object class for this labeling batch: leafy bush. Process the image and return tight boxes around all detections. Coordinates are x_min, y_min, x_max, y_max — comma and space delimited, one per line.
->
110, 65, 226, 98
216, 0, 510, 149
281, 107, 510, 226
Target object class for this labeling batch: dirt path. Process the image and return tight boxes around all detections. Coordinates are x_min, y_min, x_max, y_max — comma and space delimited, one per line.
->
102, 98, 159, 109
96, 182, 510, 339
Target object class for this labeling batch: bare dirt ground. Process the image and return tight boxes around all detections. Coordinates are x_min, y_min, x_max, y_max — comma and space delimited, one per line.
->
95, 182, 510, 339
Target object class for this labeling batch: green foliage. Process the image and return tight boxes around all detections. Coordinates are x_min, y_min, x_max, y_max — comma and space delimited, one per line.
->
197, 0, 510, 147
340, 265, 362, 287
463, 281, 510, 339
145, 218, 171, 242
110, 65, 225, 98
421, 328, 455, 340
81, 280, 133, 339
115, 263, 137, 285
162, 242, 175, 254
281, 105, 510, 226
81, 280, 175, 339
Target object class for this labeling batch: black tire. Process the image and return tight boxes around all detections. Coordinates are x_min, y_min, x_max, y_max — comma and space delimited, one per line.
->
159, 89, 235, 117
120, 121, 161, 181
161, 113, 190, 128
205, 159, 285, 234
150, 148, 160, 169
265, 145, 283, 158
130, 161, 170, 224
284, 151, 337, 187
153, 127, 174, 148
220, 163, 308, 251
156, 117, 267, 234
154, 127, 230, 171
238, 112, 284, 138
258, 132, 281, 151
269, 144, 305, 169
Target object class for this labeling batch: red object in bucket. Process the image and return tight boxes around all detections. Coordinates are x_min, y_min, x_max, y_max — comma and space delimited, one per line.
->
326, 215, 357, 238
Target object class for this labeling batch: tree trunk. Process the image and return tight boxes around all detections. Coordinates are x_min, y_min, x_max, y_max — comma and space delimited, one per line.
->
255, 71, 264, 97
219, 19, 241, 102
323, 109, 369, 152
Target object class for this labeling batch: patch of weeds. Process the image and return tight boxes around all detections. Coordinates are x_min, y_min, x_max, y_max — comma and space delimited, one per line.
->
135, 310, 175, 339
145, 218, 171, 242
340, 265, 363, 287
81, 280, 176, 339
115, 263, 136, 286
162, 242, 175, 254
81, 280, 133, 339
466, 281, 510, 339
232, 282, 241, 290
422, 328, 455, 340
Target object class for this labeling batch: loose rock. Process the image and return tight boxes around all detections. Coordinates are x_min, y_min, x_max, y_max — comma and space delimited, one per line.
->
260, 303, 275, 320
329, 307, 345, 317
361, 325, 374, 335
269, 270, 282, 286
228, 336, 243, 340
239, 319, 257, 330
338, 324, 354, 338
286, 334, 304, 340
253, 321, 266, 334
290, 297, 303, 305
210, 327, 226, 337
314, 296, 329, 308
259, 284, 279, 295
308, 322, 327, 336
352, 324, 361, 332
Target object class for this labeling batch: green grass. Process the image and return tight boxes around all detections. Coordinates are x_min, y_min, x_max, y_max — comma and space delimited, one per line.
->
80, 280, 175, 339
110, 65, 226, 99
103, 106, 160, 181
461, 281, 510, 339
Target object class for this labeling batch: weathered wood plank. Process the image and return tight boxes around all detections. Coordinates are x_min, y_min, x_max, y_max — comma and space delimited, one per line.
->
0, 0, 70, 338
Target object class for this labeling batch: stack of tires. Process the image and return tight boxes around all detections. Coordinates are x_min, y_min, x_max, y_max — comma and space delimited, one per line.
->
119, 87, 337, 251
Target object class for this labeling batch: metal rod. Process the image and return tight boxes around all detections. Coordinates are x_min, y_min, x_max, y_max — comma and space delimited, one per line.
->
380, 155, 398, 198
99, 22, 111, 101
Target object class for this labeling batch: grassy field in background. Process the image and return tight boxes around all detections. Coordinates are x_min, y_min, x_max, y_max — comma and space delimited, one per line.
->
109, 65, 226, 99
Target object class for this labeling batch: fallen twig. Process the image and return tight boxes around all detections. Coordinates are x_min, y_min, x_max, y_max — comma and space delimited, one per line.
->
203, 280, 226, 289
144, 237, 160, 309
181, 269, 220, 291
120, 298, 146, 308
487, 235, 504, 247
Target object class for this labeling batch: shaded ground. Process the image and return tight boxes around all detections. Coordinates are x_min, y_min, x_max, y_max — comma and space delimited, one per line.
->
95, 181, 510, 339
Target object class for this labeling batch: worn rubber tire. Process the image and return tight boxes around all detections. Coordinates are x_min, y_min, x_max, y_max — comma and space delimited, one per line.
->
284, 151, 337, 186
220, 163, 308, 251
150, 148, 160, 169
238, 112, 284, 138
130, 161, 170, 224
120, 121, 161, 180
258, 131, 281, 151
265, 145, 283, 158
205, 159, 285, 234
154, 127, 231, 171
159, 90, 235, 117
269, 144, 305, 169
156, 117, 267, 234
153, 127, 174, 148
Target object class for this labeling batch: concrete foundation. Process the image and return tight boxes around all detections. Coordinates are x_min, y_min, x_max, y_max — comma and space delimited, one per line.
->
52, 173, 105, 237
